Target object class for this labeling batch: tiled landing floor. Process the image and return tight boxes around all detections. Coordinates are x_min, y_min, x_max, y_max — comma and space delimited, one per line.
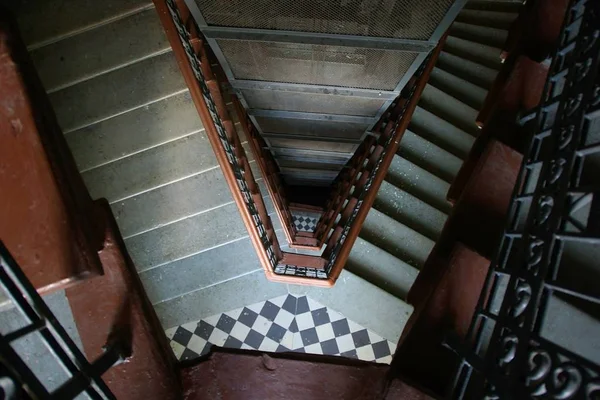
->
292, 212, 320, 232
166, 294, 397, 364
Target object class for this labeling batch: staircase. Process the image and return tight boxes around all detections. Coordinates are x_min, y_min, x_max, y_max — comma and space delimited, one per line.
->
334, 0, 521, 339
10, 0, 520, 357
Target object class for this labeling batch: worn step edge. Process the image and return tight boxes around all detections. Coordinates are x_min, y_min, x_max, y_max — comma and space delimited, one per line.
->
153, 269, 289, 330
449, 21, 509, 49
373, 180, 448, 242
398, 129, 463, 184
436, 51, 498, 89
347, 237, 419, 301
408, 106, 475, 160
428, 67, 488, 111
361, 208, 436, 270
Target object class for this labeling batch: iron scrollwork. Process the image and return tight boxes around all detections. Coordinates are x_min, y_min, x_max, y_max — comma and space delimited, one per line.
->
449, 1, 600, 398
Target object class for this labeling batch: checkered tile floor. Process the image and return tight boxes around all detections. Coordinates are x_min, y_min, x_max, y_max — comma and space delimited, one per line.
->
166, 294, 396, 364
292, 215, 319, 232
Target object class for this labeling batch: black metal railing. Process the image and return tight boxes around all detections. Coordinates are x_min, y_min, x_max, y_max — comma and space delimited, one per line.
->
448, 0, 600, 398
0, 242, 131, 399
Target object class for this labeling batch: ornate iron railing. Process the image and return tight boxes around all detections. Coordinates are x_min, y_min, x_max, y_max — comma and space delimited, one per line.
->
157, 0, 438, 286
448, 0, 600, 398
0, 242, 131, 399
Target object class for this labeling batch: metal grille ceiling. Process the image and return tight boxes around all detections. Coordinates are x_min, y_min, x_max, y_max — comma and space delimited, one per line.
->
240, 88, 386, 116
185, 0, 466, 187
196, 0, 456, 39
218, 39, 419, 91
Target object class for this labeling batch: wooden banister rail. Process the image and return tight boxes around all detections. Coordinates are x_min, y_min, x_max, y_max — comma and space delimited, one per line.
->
156, 0, 444, 286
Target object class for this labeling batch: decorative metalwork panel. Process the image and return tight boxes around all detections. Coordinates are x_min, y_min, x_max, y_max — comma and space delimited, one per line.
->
449, 1, 600, 398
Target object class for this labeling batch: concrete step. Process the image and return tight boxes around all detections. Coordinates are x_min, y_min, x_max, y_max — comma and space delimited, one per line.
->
113, 168, 271, 239
444, 36, 503, 70
125, 201, 282, 273
450, 21, 509, 49
409, 106, 475, 159
437, 51, 498, 89
385, 155, 452, 214
373, 181, 447, 242
140, 236, 277, 305
65, 91, 202, 172
419, 84, 480, 137
429, 67, 488, 111
346, 237, 419, 301
154, 269, 289, 330
399, 130, 463, 183
361, 208, 435, 270
289, 269, 414, 343
81, 133, 218, 203
49, 50, 187, 133
15, 0, 153, 48
456, 9, 518, 30
30, 9, 170, 92
113, 166, 235, 238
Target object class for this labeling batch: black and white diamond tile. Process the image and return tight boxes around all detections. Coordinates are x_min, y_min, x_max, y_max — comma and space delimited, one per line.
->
292, 215, 319, 233
165, 294, 396, 364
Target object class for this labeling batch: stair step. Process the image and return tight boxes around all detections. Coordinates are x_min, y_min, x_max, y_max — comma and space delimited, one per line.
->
346, 237, 419, 301
444, 36, 503, 70
456, 9, 518, 30
49, 50, 186, 133
113, 167, 234, 238
30, 9, 169, 92
449, 21, 509, 49
409, 106, 475, 159
0, 291, 84, 391
361, 208, 435, 270
65, 91, 202, 172
464, 0, 523, 13
429, 67, 488, 110
289, 269, 414, 342
419, 84, 480, 137
399, 129, 463, 183
154, 269, 289, 330
16, 0, 153, 48
140, 238, 269, 305
385, 155, 452, 214
373, 181, 448, 241
437, 51, 498, 89
125, 201, 283, 273
82, 133, 217, 203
